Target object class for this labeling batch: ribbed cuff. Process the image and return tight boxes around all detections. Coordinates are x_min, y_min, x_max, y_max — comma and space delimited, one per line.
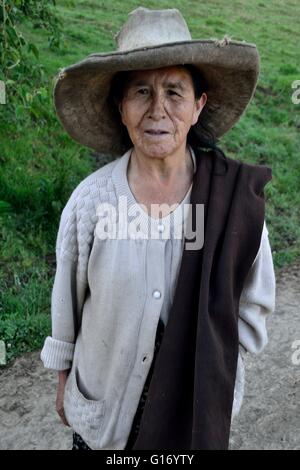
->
40, 336, 75, 371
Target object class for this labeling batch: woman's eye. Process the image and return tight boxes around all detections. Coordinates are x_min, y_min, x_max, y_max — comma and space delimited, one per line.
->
137, 88, 149, 95
167, 90, 179, 96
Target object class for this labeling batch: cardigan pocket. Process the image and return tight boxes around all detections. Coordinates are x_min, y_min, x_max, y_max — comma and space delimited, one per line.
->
63, 366, 106, 448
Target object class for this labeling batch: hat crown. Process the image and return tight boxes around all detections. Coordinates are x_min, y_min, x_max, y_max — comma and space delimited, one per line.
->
115, 7, 192, 51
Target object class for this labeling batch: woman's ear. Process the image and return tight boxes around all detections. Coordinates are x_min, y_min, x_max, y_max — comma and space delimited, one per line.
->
116, 99, 123, 118
113, 96, 122, 113
117, 99, 126, 126
192, 93, 207, 126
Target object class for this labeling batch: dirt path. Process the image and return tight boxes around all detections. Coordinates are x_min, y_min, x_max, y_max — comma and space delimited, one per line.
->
0, 262, 299, 450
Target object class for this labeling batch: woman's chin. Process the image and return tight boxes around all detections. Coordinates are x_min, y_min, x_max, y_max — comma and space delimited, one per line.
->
138, 141, 176, 158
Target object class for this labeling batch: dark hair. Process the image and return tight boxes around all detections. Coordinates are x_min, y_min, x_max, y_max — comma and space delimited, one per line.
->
108, 64, 228, 174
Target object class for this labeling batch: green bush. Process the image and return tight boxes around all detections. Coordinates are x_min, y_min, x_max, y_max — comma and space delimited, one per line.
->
0, 0, 62, 123
0, 0, 95, 364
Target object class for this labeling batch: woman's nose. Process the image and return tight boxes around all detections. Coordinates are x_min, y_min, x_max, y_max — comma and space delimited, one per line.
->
148, 92, 166, 120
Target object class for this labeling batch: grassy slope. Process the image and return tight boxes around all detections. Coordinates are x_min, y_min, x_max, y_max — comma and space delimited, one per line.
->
0, 0, 299, 363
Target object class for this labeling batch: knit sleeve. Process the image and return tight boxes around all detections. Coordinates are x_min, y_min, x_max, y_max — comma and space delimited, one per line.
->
40, 184, 90, 371
238, 220, 276, 355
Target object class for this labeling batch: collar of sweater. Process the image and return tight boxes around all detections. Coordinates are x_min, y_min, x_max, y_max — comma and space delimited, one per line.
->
111, 145, 197, 240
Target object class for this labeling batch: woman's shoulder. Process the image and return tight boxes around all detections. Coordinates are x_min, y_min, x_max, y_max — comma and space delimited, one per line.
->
55, 157, 121, 262
63, 157, 120, 210
76, 157, 119, 193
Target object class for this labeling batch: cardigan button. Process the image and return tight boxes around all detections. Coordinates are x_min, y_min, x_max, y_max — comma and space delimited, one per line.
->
153, 290, 161, 299
157, 223, 165, 232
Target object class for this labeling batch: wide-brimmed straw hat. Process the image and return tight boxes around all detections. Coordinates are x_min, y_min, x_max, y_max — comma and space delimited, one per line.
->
53, 6, 260, 155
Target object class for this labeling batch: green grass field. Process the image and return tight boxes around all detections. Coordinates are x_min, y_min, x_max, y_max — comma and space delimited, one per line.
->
0, 0, 299, 363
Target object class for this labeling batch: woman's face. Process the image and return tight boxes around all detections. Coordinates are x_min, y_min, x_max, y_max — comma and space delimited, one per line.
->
118, 66, 207, 159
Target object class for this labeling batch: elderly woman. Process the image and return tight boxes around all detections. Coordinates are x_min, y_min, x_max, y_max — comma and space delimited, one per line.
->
41, 7, 276, 450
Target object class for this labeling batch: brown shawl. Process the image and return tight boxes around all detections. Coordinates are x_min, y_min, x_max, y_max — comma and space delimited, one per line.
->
132, 147, 272, 450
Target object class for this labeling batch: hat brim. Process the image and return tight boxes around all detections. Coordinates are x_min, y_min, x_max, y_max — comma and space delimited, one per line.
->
53, 39, 260, 155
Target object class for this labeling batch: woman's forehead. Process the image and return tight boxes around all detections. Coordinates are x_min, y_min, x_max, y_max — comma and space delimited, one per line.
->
125, 66, 193, 87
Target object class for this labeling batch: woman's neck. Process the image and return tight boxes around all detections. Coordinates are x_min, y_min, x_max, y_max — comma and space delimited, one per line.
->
129, 144, 194, 188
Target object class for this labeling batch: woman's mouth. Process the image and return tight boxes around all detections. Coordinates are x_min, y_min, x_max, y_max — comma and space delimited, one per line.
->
144, 130, 169, 136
